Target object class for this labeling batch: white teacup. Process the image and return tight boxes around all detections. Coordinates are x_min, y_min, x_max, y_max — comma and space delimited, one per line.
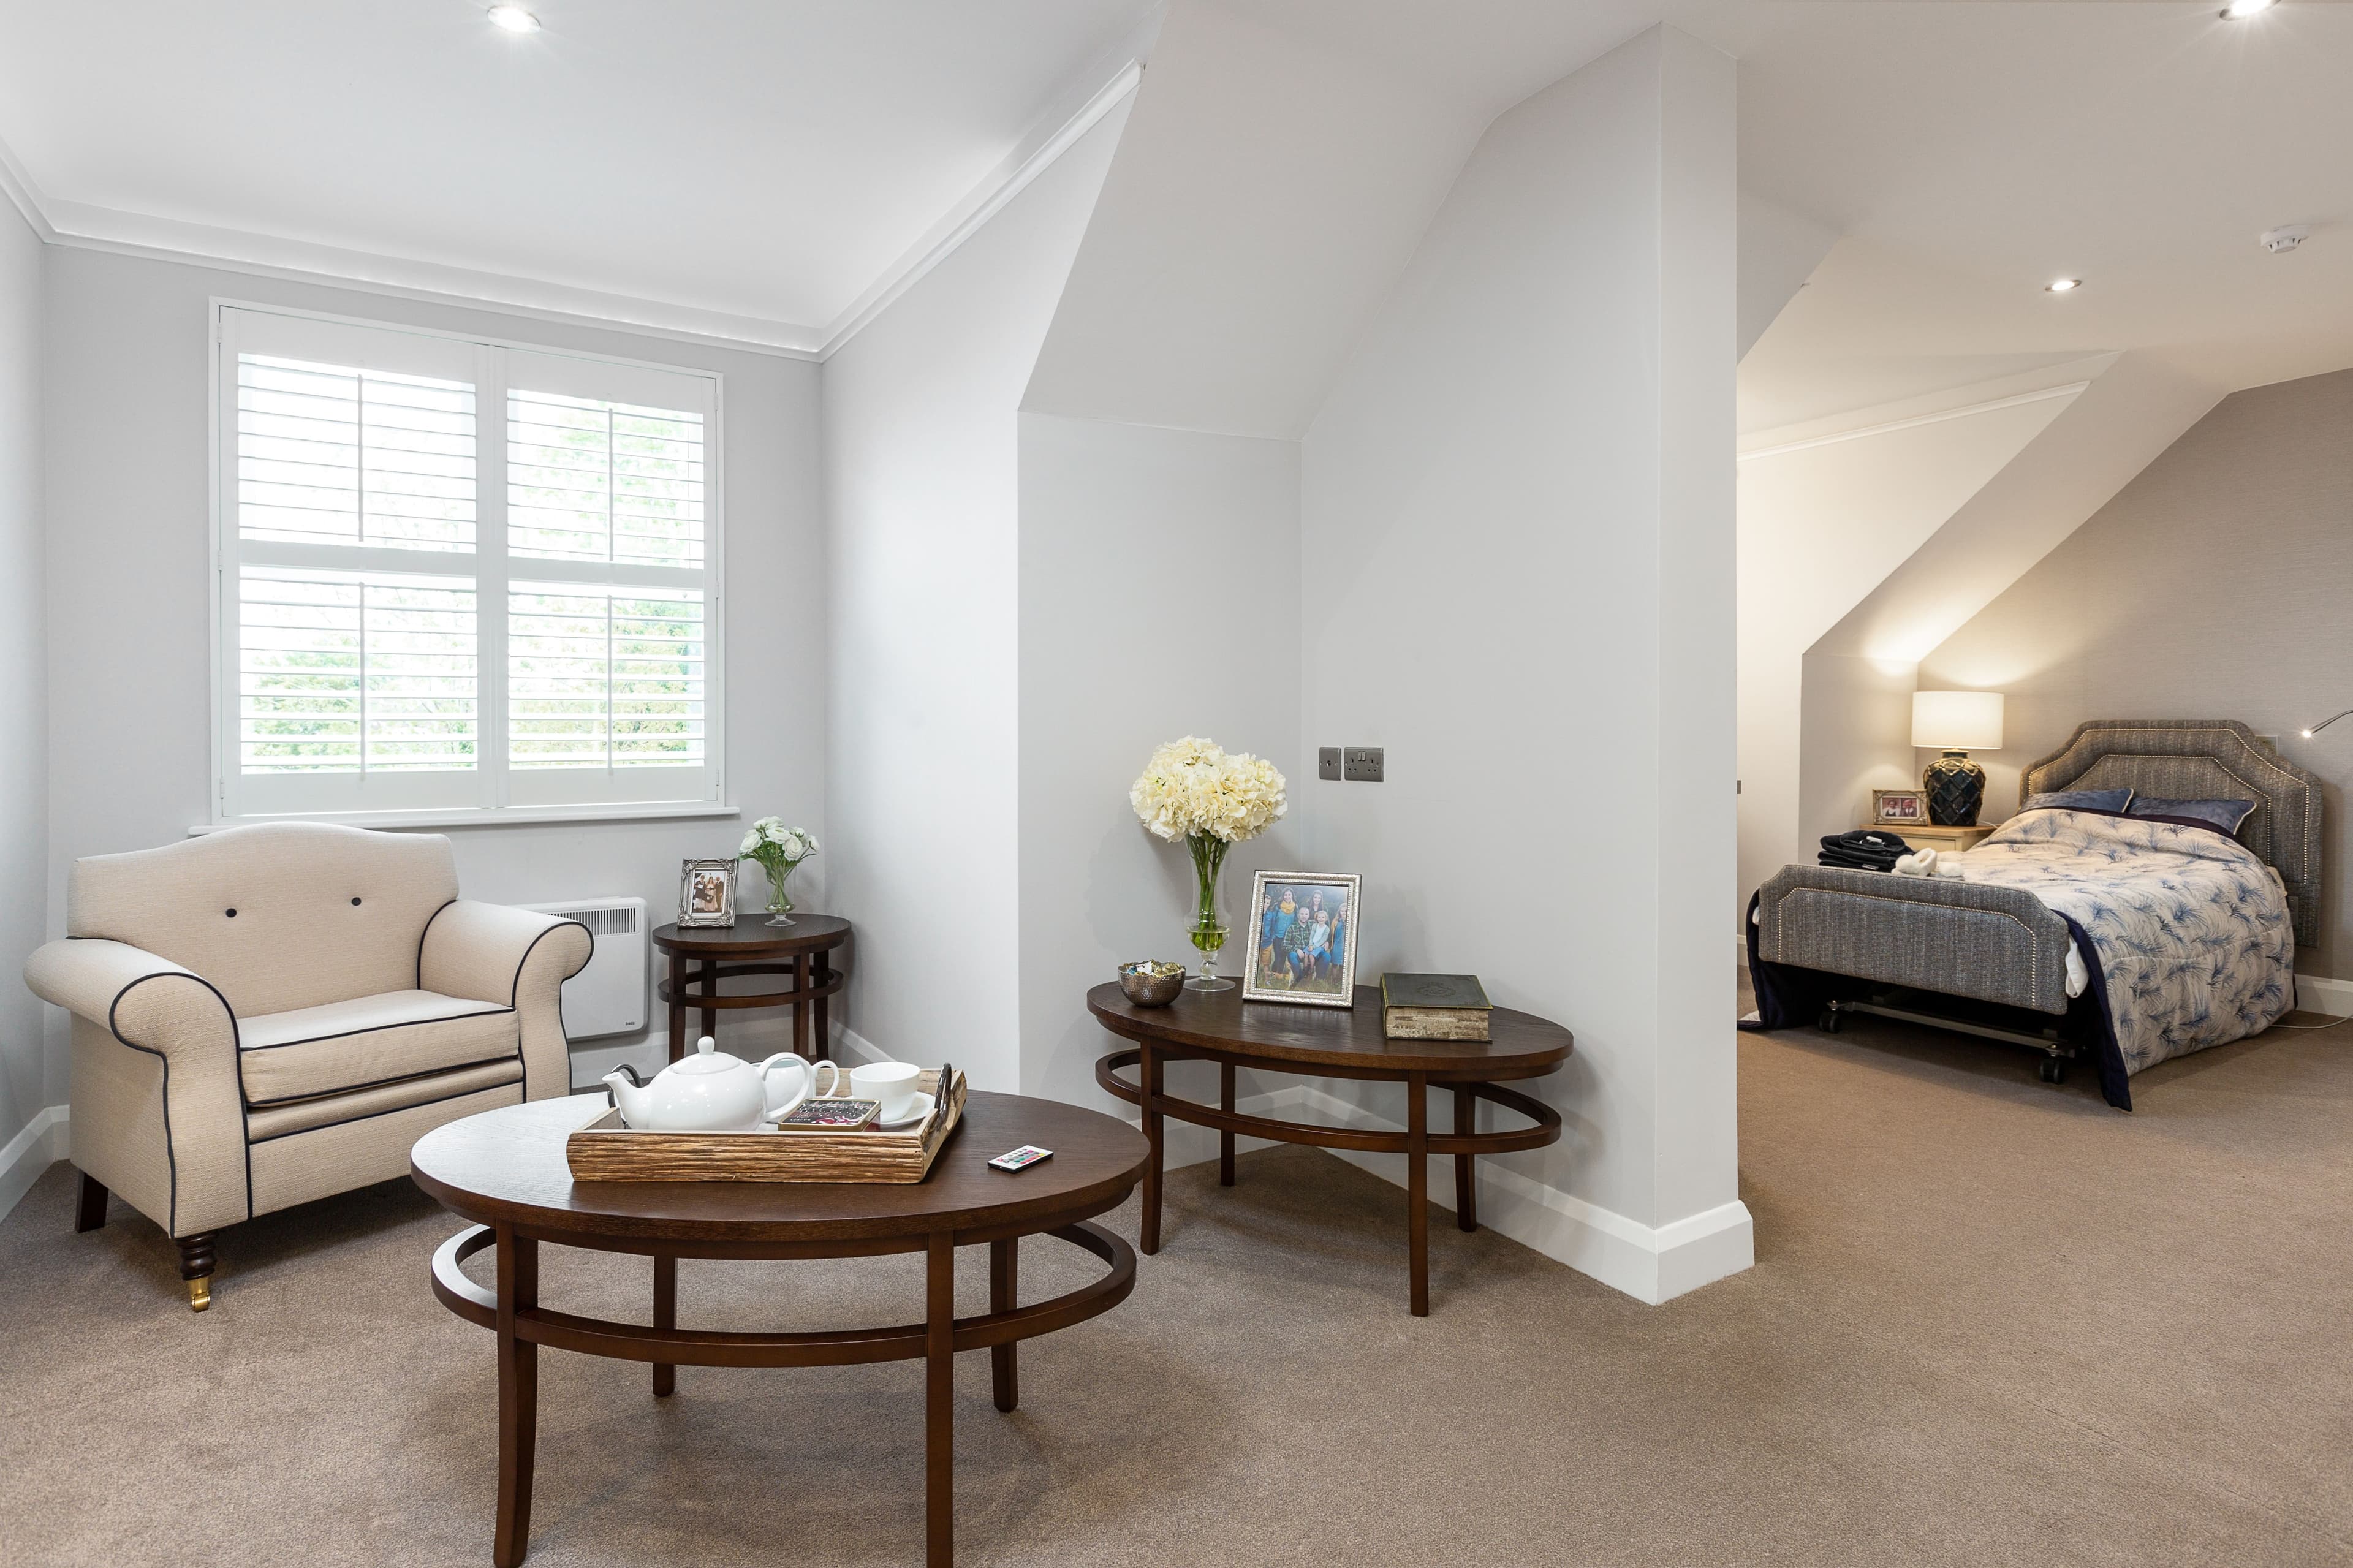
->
851, 1061, 924, 1122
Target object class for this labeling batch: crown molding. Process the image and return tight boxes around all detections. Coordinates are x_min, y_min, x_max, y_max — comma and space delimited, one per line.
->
0, 135, 58, 243
0, 56, 1143, 363
819, 59, 1142, 357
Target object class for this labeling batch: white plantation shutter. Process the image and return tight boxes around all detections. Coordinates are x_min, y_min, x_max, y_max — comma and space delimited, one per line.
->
238, 568, 479, 774
215, 308, 722, 822
507, 390, 705, 567
509, 584, 706, 770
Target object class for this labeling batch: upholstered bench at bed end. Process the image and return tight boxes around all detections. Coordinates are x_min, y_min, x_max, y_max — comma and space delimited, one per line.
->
1753, 865, 2074, 1017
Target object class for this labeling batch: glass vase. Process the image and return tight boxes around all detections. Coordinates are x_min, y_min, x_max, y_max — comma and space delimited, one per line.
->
761, 857, 798, 928
1184, 832, 1233, 991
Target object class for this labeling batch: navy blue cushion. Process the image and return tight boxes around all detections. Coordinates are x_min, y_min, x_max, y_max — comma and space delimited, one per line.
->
2024, 788, 2134, 814
2127, 796, 2257, 833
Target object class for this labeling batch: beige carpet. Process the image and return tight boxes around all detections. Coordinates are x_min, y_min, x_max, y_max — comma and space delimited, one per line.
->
7, 1001, 2352, 1567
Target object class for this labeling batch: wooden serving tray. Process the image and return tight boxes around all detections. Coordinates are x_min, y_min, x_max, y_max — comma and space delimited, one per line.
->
566, 1069, 968, 1184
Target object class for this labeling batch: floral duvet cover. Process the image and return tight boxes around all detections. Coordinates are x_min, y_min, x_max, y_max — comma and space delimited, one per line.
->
1961, 809, 2294, 1092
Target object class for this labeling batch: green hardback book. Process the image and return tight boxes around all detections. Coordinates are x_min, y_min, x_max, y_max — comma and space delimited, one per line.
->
1380, 974, 1492, 1040
1380, 974, 1491, 1011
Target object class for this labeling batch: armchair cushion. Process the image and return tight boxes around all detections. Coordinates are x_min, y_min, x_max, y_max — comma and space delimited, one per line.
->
237, 991, 517, 1106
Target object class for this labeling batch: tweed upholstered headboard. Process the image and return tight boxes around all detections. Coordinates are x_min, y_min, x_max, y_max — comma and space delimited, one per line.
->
2020, 719, 2323, 945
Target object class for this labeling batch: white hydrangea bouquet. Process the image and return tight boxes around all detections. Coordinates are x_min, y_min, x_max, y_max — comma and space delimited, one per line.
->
1130, 737, 1286, 991
740, 817, 818, 928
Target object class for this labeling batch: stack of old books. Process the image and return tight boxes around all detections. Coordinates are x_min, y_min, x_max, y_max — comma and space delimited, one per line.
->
1380, 973, 1491, 1040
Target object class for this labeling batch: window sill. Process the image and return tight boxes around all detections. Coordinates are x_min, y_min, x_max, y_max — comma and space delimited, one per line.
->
189, 803, 741, 836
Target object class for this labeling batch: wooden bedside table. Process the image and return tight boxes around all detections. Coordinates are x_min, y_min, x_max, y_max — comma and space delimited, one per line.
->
1866, 821, 1999, 852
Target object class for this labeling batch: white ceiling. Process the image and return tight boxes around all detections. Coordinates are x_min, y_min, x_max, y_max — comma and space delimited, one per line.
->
0, 0, 1159, 352
2, 0, 2347, 400
1735, 1, 2353, 433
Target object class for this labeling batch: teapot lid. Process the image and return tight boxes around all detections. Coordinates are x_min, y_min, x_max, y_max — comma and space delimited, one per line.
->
670, 1036, 745, 1076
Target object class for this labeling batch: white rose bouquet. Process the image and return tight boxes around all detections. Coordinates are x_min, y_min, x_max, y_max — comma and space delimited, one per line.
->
1129, 737, 1287, 990
740, 817, 818, 926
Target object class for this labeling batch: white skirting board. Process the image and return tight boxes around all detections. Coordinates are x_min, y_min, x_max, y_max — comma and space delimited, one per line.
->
2294, 974, 2353, 1018
1132, 1082, 1753, 1307
0, 1105, 70, 1225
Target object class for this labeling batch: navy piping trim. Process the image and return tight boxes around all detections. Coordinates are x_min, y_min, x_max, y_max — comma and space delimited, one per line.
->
241, 1050, 526, 1110
416, 897, 460, 990
237, 1006, 514, 1054
106, 969, 243, 1233
244, 1074, 523, 1146
506, 920, 593, 1102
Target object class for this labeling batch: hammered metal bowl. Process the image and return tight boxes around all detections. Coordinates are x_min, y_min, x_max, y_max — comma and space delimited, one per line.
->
1118, 961, 1187, 1007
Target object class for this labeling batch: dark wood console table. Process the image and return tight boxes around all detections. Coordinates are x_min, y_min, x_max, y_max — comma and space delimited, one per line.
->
1088, 982, 1571, 1316
652, 915, 851, 1063
412, 1091, 1146, 1567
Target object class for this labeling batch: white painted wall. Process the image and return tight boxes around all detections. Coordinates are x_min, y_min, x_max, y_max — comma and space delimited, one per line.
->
1797, 652, 1919, 855
1013, 411, 1302, 1116
822, 102, 1130, 1091
0, 198, 48, 1178
1298, 26, 1746, 1304
39, 248, 824, 1084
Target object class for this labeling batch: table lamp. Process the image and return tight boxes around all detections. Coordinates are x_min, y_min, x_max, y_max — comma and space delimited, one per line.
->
1913, 690, 2005, 825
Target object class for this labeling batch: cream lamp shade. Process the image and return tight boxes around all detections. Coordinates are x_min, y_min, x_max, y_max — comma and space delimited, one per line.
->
1912, 691, 2004, 751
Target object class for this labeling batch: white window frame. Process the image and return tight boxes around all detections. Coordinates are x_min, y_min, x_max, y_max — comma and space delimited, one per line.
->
208, 299, 729, 830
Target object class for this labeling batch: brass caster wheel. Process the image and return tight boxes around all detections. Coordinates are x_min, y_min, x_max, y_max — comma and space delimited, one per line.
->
188, 1276, 212, 1312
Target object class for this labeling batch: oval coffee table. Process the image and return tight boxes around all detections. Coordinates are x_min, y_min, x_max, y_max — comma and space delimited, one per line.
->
411, 1091, 1147, 1568
652, 914, 851, 1063
1088, 982, 1571, 1316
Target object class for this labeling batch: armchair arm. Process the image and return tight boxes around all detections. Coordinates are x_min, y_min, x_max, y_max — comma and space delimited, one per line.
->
26, 938, 237, 1058
24, 938, 248, 1237
419, 901, 592, 1101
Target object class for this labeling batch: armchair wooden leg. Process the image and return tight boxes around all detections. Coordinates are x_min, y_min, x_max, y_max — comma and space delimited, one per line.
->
74, 1170, 109, 1233
176, 1233, 216, 1312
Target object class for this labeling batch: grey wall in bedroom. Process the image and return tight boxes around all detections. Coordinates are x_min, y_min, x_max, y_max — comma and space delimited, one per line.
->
1918, 366, 2353, 977
0, 200, 47, 1163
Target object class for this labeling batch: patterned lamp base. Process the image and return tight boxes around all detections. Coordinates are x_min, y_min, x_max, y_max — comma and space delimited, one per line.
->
1924, 750, 1987, 826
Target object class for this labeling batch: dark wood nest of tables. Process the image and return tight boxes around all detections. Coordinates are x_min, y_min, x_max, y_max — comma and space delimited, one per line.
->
411, 1091, 1147, 1568
652, 914, 851, 1063
1089, 981, 1571, 1316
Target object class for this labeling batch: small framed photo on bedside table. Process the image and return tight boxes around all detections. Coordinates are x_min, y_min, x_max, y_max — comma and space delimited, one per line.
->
1871, 788, 1928, 827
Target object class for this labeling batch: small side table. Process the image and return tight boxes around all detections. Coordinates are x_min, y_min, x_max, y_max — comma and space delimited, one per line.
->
1868, 821, 1998, 852
1088, 982, 1572, 1316
651, 916, 851, 1064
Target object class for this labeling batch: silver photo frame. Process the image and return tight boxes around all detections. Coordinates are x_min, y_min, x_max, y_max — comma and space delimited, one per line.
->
1241, 871, 1361, 1008
678, 857, 738, 927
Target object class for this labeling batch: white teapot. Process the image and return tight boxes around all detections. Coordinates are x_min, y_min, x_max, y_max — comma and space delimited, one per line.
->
603, 1037, 841, 1132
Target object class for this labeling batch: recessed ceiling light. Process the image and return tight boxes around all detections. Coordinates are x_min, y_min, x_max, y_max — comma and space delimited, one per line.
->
2045, 278, 2082, 294
487, 6, 540, 33
2221, 0, 2275, 18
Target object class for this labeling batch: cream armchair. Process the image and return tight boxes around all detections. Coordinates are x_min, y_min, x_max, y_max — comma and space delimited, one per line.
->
25, 822, 590, 1310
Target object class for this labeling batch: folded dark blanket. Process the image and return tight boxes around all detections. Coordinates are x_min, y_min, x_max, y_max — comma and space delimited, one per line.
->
1817, 829, 1909, 872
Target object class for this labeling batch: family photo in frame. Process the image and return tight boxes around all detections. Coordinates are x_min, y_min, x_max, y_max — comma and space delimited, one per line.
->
1242, 871, 1361, 1007
677, 857, 737, 926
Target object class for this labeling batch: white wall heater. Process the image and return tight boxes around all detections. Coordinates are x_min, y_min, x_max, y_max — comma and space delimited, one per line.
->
521, 897, 647, 1040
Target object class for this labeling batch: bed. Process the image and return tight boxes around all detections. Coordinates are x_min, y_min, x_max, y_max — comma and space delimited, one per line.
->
1748, 720, 2322, 1110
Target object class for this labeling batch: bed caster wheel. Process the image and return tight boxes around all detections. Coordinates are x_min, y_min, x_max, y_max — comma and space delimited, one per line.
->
2038, 1058, 2065, 1084
1818, 1009, 1842, 1034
